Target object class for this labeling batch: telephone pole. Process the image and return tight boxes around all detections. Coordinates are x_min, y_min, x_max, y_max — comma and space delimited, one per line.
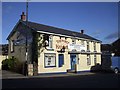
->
25, 0, 28, 76
25, 0, 28, 63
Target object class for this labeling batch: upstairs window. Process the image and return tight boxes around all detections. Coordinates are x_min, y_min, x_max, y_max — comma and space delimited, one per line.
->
87, 41, 90, 51
81, 40, 84, 45
72, 38, 76, 44
44, 35, 53, 49
49, 35, 53, 49
10, 40, 14, 52
94, 42, 96, 51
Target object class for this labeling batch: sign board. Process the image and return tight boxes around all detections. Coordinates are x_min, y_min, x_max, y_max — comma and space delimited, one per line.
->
68, 44, 86, 51
56, 39, 69, 50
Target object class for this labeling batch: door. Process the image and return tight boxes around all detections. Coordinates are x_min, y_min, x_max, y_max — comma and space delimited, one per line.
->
58, 54, 64, 67
70, 54, 76, 70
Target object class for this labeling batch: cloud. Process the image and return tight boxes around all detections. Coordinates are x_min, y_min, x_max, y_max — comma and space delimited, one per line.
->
105, 31, 118, 40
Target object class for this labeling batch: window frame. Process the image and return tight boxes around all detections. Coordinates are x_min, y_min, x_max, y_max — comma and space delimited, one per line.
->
10, 40, 14, 53
94, 42, 96, 51
87, 54, 91, 65
81, 40, 84, 45
87, 41, 90, 51
94, 54, 97, 65
44, 53, 56, 68
72, 38, 76, 44
48, 35, 53, 49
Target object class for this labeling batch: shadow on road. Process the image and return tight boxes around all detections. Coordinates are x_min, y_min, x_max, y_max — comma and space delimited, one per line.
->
2, 72, 120, 89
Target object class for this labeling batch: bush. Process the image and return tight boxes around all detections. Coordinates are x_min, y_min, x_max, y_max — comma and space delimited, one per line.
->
2, 57, 22, 73
2, 59, 9, 70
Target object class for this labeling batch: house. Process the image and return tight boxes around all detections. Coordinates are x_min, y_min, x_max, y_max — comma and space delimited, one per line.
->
111, 38, 120, 56
101, 38, 120, 71
0, 44, 8, 70
101, 44, 112, 71
7, 12, 101, 75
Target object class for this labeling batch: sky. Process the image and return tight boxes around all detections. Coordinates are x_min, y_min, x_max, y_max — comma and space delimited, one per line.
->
2, 2, 119, 44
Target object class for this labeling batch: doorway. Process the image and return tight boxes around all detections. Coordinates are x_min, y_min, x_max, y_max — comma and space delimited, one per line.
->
70, 54, 76, 70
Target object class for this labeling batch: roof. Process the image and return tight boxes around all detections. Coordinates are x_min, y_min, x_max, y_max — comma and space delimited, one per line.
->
101, 44, 111, 51
112, 38, 120, 45
7, 20, 101, 42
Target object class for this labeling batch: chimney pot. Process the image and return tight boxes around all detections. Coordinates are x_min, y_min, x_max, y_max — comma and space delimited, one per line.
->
21, 12, 26, 21
81, 30, 84, 34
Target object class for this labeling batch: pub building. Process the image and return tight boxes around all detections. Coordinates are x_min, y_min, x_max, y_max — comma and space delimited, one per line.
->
7, 12, 101, 75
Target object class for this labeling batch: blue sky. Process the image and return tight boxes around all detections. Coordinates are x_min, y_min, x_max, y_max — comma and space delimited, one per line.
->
2, 2, 118, 44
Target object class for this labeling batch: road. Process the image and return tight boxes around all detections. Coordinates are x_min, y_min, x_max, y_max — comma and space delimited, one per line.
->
2, 72, 120, 89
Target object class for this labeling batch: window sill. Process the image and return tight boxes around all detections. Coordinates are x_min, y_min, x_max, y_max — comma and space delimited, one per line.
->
10, 51, 14, 53
46, 47, 54, 51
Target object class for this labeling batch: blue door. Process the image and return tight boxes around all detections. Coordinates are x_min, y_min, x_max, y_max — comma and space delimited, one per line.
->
70, 54, 76, 70
58, 54, 64, 67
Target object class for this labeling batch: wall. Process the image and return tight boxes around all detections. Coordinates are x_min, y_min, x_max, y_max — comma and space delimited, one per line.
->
37, 34, 101, 74
0, 55, 8, 70
8, 24, 33, 63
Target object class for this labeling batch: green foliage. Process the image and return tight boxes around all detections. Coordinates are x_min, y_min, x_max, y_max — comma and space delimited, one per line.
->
2, 57, 22, 72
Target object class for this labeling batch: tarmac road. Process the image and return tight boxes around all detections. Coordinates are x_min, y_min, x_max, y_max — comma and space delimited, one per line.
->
1, 70, 120, 88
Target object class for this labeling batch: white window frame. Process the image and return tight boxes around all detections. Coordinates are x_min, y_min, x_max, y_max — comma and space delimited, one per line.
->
87, 41, 90, 51
10, 40, 14, 52
44, 53, 56, 68
81, 40, 84, 45
48, 35, 53, 49
72, 38, 76, 44
94, 42, 96, 51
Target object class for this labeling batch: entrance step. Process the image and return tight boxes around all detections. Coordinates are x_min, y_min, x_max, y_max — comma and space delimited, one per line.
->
67, 69, 76, 73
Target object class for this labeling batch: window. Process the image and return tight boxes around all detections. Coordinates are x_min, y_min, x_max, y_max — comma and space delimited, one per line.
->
58, 54, 64, 67
65, 37, 67, 40
49, 35, 53, 48
44, 35, 53, 49
72, 38, 76, 44
44, 53, 56, 68
81, 40, 84, 45
87, 54, 91, 65
60, 36, 62, 39
94, 42, 96, 51
94, 54, 97, 65
87, 41, 90, 51
10, 40, 14, 52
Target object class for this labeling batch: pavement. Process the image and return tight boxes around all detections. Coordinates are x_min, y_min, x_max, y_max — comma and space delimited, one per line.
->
1, 70, 96, 79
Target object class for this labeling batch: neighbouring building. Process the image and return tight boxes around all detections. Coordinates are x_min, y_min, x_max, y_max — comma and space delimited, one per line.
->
0, 44, 8, 70
7, 12, 101, 75
101, 38, 120, 71
111, 38, 120, 56
101, 44, 112, 71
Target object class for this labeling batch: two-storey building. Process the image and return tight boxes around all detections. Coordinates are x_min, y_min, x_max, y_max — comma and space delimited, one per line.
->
7, 12, 101, 75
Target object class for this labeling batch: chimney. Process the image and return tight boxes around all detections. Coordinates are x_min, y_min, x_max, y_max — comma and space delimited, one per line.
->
20, 12, 26, 21
81, 30, 84, 34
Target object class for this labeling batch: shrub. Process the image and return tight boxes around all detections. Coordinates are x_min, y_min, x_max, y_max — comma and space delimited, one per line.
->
2, 57, 23, 73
